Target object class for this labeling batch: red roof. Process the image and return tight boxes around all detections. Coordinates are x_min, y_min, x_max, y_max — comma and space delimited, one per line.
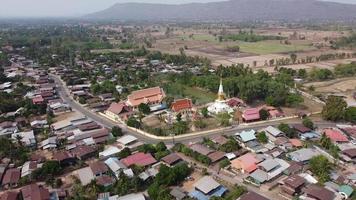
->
121, 152, 157, 167
324, 129, 348, 143
127, 87, 165, 107
89, 161, 108, 175
227, 98, 245, 107
32, 96, 44, 104
0, 191, 18, 200
21, 184, 50, 200
107, 102, 131, 115
242, 108, 260, 121
171, 99, 193, 113
2, 168, 20, 186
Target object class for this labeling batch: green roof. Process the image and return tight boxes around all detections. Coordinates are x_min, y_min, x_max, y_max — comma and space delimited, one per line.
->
339, 185, 354, 197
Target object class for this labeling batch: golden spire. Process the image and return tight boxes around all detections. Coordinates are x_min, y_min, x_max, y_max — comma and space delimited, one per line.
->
217, 77, 225, 101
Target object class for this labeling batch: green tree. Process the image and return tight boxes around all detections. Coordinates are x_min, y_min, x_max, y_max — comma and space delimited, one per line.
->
33, 160, 62, 180
201, 107, 209, 118
118, 148, 131, 158
111, 126, 123, 137
78, 97, 86, 104
126, 117, 141, 128
302, 117, 314, 130
172, 121, 189, 135
259, 109, 269, 120
138, 103, 151, 115
344, 107, 356, 123
257, 131, 268, 143
290, 53, 297, 64
309, 155, 332, 183
278, 123, 297, 138
219, 158, 231, 169
322, 96, 347, 121
217, 112, 231, 127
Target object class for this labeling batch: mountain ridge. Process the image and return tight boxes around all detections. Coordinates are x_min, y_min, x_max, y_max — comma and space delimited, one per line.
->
85, 0, 356, 22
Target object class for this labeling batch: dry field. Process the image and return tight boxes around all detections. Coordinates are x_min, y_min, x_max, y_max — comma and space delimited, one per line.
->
304, 78, 356, 106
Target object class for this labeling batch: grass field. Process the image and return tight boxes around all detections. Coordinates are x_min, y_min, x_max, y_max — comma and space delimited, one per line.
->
165, 82, 216, 105
236, 40, 315, 54
180, 34, 217, 42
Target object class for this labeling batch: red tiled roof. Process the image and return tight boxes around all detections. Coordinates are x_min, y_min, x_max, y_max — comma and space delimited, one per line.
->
21, 184, 50, 200
190, 144, 214, 156
293, 124, 311, 133
242, 108, 260, 121
107, 102, 131, 115
52, 151, 73, 162
127, 87, 165, 107
0, 191, 18, 200
171, 99, 193, 113
239, 192, 270, 200
32, 96, 44, 104
70, 145, 96, 158
2, 168, 20, 186
161, 153, 182, 165
283, 174, 305, 189
227, 98, 244, 107
96, 175, 115, 186
324, 129, 349, 142
343, 148, 356, 158
121, 152, 157, 167
289, 139, 303, 147
208, 151, 226, 163
89, 161, 108, 175
304, 185, 335, 200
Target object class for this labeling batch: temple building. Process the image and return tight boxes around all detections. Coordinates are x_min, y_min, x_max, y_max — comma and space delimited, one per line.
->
207, 79, 233, 115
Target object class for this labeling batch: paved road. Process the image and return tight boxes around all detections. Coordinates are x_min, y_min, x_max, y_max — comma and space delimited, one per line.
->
51, 75, 335, 144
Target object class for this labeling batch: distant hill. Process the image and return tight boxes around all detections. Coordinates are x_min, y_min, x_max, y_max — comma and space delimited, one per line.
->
86, 0, 356, 22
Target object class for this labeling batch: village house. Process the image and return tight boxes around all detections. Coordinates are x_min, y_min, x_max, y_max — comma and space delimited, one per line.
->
189, 176, 227, 200
89, 161, 109, 177
127, 87, 166, 110
280, 174, 306, 197
263, 126, 284, 142
242, 108, 260, 122
116, 135, 143, 151
98, 93, 115, 102
52, 151, 76, 166
11, 130, 36, 147
39, 137, 57, 150
238, 192, 270, 200
21, 161, 42, 178
104, 102, 132, 121
161, 153, 183, 167
287, 148, 322, 164
2, 168, 21, 189
323, 128, 349, 143
230, 153, 260, 174
70, 145, 97, 160
104, 157, 127, 179
248, 158, 290, 185
121, 152, 157, 167
302, 184, 335, 200
21, 184, 50, 200
0, 121, 18, 136
341, 148, 356, 163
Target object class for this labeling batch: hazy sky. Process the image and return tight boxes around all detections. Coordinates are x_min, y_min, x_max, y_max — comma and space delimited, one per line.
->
0, 0, 355, 17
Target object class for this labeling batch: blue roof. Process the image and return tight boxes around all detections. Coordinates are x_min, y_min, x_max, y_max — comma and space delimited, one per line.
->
189, 190, 209, 200
211, 186, 227, 197
300, 132, 320, 139
189, 186, 227, 200
239, 130, 256, 142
